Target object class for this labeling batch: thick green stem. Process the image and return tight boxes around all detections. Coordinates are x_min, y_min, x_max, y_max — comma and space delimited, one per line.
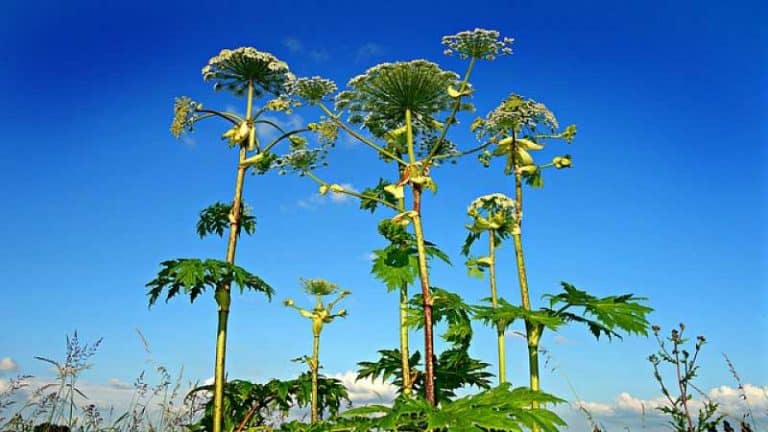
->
512, 168, 541, 427
489, 230, 506, 383
213, 79, 253, 432
395, 164, 412, 395
311, 333, 320, 423
412, 186, 435, 404
405, 108, 436, 405
399, 282, 411, 395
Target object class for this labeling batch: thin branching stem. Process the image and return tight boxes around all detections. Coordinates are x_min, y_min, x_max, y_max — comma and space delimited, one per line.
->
426, 57, 476, 162
303, 170, 400, 211
317, 102, 408, 165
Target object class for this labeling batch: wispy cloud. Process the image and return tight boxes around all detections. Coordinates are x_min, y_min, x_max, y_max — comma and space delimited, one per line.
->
282, 37, 329, 63
355, 43, 384, 62
0, 357, 18, 372
282, 37, 303, 53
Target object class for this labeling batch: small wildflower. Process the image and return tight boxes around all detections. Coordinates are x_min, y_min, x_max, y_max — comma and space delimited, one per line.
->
442, 28, 514, 60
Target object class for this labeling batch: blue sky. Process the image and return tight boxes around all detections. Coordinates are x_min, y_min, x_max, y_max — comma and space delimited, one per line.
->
0, 0, 765, 430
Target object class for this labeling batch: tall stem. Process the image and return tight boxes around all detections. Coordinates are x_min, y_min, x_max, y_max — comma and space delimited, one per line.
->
512, 167, 541, 426
405, 108, 436, 405
395, 165, 412, 395
213, 79, 253, 432
399, 283, 411, 394
489, 230, 506, 383
311, 333, 320, 423
412, 186, 435, 404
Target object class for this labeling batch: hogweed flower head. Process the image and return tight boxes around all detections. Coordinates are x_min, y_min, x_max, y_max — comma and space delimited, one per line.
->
442, 28, 513, 60
308, 118, 339, 145
466, 193, 518, 233
483, 93, 559, 135
202, 47, 295, 97
290, 76, 337, 104
170, 96, 199, 138
336, 60, 466, 137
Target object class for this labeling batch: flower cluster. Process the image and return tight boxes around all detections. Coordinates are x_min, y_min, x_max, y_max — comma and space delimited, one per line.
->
290, 76, 337, 104
308, 118, 339, 145
466, 193, 518, 233
265, 95, 295, 113
442, 29, 513, 60
468, 193, 516, 217
201, 47, 295, 97
481, 93, 559, 136
170, 96, 199, 138
336, 60, 464, 137
271, 147, 328, 175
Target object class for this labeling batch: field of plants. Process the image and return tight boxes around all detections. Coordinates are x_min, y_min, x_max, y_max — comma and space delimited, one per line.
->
0, 15, 764, 432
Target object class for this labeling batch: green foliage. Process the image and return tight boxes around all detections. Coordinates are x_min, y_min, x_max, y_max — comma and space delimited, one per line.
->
543, 282, 653, 340
357, 347, 492, 404
187, 374, 350, 432
409, 288, 473, 347
473, 298, 564, 335
648, 324, 724, 432
342, 384, 565, 432
371, 221, 451, 292
359, 179, 399, 213
196, 202, 256, 238
146, 259, 273, 306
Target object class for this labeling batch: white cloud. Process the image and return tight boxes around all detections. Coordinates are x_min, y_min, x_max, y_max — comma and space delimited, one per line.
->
282, 37, 303, 53
356, 43, 384, 62
108, 378, 133, 390
257, 114, 305, 143
308, 50, 329, 62
0, 357, 18, 372
569, 383, 768, 431
330, 370, 397, 404
181, 135, 196, 147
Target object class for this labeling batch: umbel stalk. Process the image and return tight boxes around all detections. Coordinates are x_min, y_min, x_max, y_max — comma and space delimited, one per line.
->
212, 79, 254, 432
488, 230, 506, 383
395, 168, 412, 395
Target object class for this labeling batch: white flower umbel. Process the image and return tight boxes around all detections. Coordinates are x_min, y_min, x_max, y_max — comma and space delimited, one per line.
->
202, 47, 295, 97
442, 28, 514, 60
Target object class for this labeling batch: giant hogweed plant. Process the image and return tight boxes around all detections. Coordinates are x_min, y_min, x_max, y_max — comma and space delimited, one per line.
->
149, 47, 327, 432
461, 193, 517, 383
286, 29, 515, 406
470, 95, 653, 422
284, 279, 349, 423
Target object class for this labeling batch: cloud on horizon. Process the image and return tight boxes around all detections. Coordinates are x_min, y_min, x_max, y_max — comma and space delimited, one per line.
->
0, 357, 18, 372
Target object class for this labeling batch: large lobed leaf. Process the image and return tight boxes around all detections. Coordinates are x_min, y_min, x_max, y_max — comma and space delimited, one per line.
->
342, 384, 566, 432
196, 202, 256, 238
146, 258, 273, 306
543, 282, 653, 340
